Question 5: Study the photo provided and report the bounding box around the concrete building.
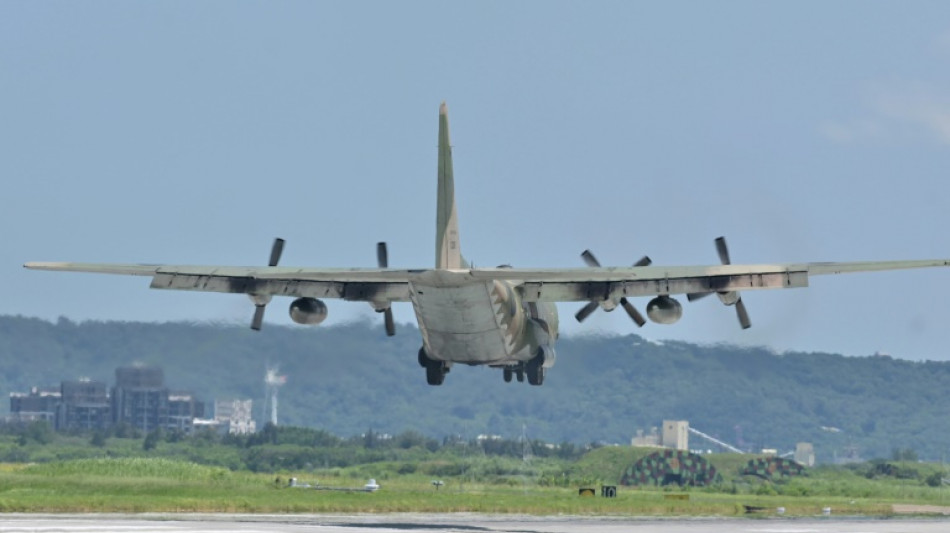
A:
[112,365,169,433]
[57,379,110,431]
[9,387,60,423]
[662,420,689,450]
[12,366,203,435]
[795,442,816,466]
[167,392,205,434]
[214,399,256,434]
[631,427,661,447]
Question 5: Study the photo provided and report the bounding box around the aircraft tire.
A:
[417,347,429,368]
[526,350,545,386]
[503,368,512,382]
[425,361,445,386]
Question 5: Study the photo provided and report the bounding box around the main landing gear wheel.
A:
[426,361,447,386]
[526,350,545,386]
[418,347,447,386]
[503,368,513,383]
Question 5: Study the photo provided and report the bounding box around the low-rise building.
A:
[9,387,60,423]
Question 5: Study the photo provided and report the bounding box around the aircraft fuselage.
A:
[410,278,558,367]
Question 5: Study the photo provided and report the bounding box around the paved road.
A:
[1,514,950,533]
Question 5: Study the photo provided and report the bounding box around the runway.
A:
[0,514,949,533]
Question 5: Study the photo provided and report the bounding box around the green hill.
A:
[1,315,948,461]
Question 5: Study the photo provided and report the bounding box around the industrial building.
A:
[111,365,170,433]
[9,387,60,424]
[631,420,690,450]
[213,399,256,434]
[58,379,110,431]
[9,365,209,435]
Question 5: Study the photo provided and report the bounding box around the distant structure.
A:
[112,365,169,433]
[740,457,806,480]
[167,392,205,433]
[687,426,743,453]
[662,420,689,450]
[214,399,256,434]
[631,427,661,447]
[58,378,110,431]
[633,420,747,454]
[9,365,204,435]
[621,449,720,487]
[795,442,816,467]
[632,421,690,450]
[262,368,287,426]
[9,387,60,424]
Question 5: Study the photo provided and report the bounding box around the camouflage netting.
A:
[740,457,806,480]
[620,449,720,487]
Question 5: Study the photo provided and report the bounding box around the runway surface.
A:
[1,514,949,533]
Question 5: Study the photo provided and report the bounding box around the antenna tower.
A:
[263,367,287,426]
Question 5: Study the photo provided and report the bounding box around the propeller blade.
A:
[633,256,652,267]
[269,238,285,267]
[735,298,751,329]
[619,297,647,327]
[687,292,713,302]
[574,301,599,323]
[715,236,731,265]
[377,242,388,268]
[384,308,396,336]
[581,250,601,268]
[251,305,266,331]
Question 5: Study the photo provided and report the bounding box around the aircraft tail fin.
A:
[436,102,464,269]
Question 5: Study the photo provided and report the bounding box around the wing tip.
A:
[24,261,59,270]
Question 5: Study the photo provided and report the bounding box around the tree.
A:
[892,448,919,462]
[21,421,54,445]
[143,428,164,451]
[90,430,107,447]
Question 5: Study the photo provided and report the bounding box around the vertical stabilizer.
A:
[436,102,463,269]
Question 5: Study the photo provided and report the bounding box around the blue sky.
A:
[3,2,949,359]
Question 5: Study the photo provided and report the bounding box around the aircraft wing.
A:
[23,262,414,302]
[465,259,950,302]
[23,258,950,304]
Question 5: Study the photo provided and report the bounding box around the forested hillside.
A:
[1,315,948,462]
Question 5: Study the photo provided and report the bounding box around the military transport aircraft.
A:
[25,103,950,386]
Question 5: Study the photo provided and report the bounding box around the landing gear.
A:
[426,361,447,386]
[500,365,525,383]
[526,350,545,386]
[419,347,448,386]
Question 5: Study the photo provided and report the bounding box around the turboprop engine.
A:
[289,297,328,325]
[646,296,683,325]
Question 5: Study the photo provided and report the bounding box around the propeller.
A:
[377,242,396,336]
[574,250,651,327]
[687,236,751,329]
[251,238,285,331]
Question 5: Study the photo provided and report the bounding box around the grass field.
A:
[0,456,948,516]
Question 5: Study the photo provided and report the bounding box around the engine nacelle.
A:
[646,295,683,325]
[289,297,328,325]
[717,291,740,306]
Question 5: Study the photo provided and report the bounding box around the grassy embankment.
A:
[1,449,949,515]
